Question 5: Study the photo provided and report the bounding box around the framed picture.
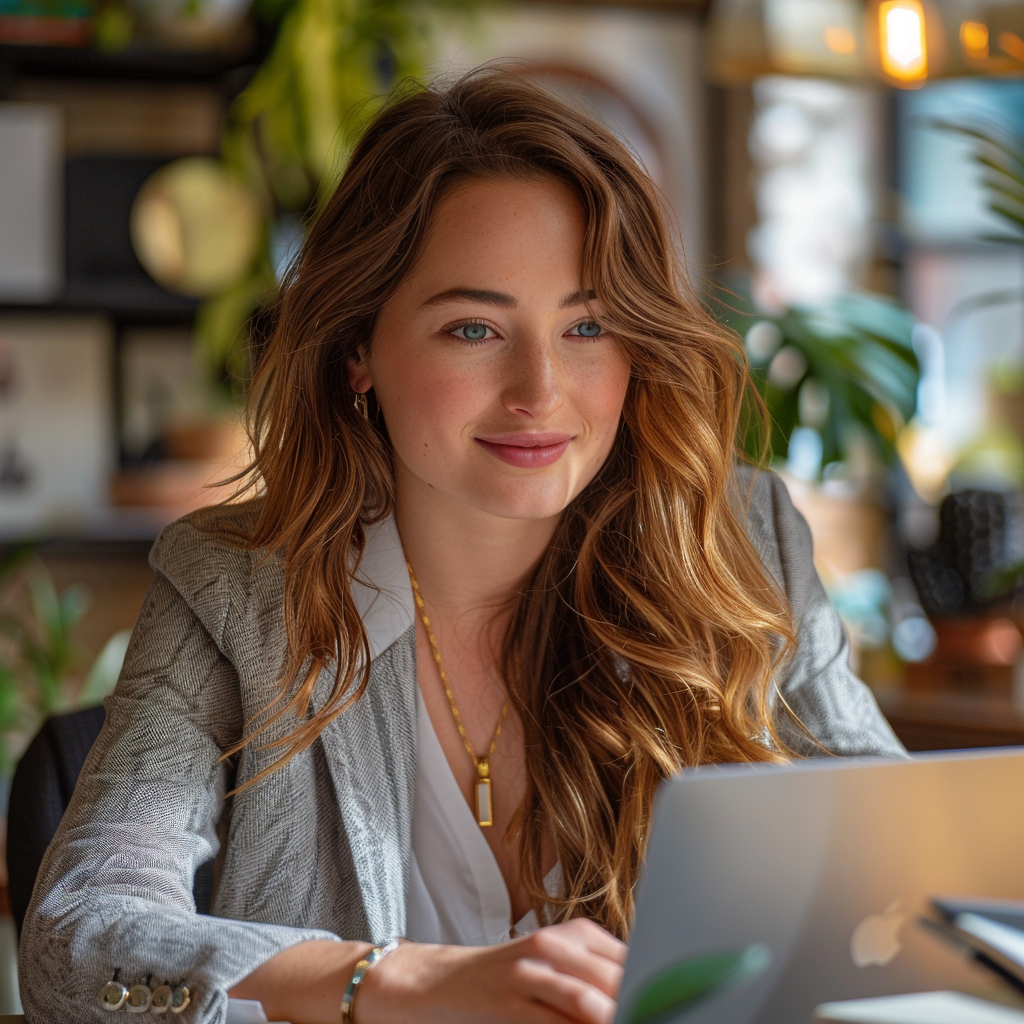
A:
[0,316,113,536]
[0,104,62,303]
[120,326,207,461]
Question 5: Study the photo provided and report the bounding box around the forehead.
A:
[399,176,587,297]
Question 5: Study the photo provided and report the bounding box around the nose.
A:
[501,335,563,420]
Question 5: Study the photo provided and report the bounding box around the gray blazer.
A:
[18,469,904,1022]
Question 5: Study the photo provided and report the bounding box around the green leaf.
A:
[946,289,1024,333]
[193,258,276,393]
[714,285,920,469]
[78,630,131,707]
[623,944,772,1024]
[982,561,1024,601]
[990,199,1024,234]
[58,583,90,636]
[932,119,1024,245]
[14,559,92,714]
[25,559,61,643]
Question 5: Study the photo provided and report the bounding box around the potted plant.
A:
[0,550,128,782]
[712,284,922,682]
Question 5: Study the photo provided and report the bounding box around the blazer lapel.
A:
[317,517,418,940]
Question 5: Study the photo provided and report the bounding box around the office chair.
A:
[6,706,213,938]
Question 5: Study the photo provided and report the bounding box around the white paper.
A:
[957,913,1024,972]
[815,990,1024,1024]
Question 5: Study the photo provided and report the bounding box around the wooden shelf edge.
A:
[0,38,259,81]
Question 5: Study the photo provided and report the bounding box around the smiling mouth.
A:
[474,435,573,468]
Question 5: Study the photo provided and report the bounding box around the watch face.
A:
[99,981,128,1011]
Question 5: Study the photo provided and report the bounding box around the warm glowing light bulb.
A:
[960,20,989,59]
[999,30,1024,62]
[824,25,857,55]
[879,0,928,83]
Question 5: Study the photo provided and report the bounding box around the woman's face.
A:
[353,176,630,522]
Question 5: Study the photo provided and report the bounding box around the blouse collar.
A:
[350,515,416,660]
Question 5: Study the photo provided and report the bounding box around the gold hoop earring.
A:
[353,392,369,418]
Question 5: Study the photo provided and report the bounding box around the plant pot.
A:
[163,415,245,462]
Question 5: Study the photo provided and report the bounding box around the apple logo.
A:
[850,900,907,968]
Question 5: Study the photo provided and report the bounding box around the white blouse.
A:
[406,687,559,945]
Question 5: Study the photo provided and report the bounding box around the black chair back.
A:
[6,706,213,937]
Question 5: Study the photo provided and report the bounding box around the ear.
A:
[347,350,373,394]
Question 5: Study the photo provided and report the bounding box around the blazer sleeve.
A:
[17,560,342,1022]
[746,470,907,759]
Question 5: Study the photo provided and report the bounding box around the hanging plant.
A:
[196,0,480,399]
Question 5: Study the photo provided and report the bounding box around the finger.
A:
[539,934,623,999]
[557,919,629,965]
[518,959,617,1024]
[523,929,624,999]
[502,993,598,1024]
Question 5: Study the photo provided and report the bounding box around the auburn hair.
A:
[225,66,797,939]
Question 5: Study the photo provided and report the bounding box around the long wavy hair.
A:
[225,66,797,939]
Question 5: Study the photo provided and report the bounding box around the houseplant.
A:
[713,286,920,478]
[0,551,127,779]
[931,119,1024,611]
[196,0,479,398]
[713,284,922,678]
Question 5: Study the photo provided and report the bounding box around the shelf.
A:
[59,278,198,319]
[877,690,1024,752]
[0,506,173,553]
[0,280,200,322]
[0,38,260,82]
[517,0,710,8]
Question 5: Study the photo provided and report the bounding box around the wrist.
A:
[342,938,405,1024]
[355,940,460,1024]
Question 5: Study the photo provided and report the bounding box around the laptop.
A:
[616,748,1024,1024]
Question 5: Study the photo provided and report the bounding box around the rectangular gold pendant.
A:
[476,777,493,827]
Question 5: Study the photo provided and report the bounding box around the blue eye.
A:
[573,320,603,338]
[454,323,490,342]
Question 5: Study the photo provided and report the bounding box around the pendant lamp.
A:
[704,0,1024,87]
[704,0,866,82]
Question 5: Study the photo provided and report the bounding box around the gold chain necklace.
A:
[406,560,509,828]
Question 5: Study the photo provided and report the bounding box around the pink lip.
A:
[474,432,573,468]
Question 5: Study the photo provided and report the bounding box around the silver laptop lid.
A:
[618,748,1024,1024]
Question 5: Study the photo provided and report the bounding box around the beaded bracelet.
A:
[339,937,400,1024]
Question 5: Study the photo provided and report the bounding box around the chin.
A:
[464,479,578,522]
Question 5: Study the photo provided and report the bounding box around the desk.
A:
[4,693,1021,1024]
[877,692,1024,751]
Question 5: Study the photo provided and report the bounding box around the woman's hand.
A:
[359,919,627,1024]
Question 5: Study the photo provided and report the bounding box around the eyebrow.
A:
[420,288,596,310]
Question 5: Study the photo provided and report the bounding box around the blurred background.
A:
[1,0,1024,1010]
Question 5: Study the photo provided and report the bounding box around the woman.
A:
[19,68,903,1024]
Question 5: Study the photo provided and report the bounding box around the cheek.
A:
[375,353,487,452]
[576,352,631,443]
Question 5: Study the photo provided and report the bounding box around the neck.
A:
[393,465,560,622]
